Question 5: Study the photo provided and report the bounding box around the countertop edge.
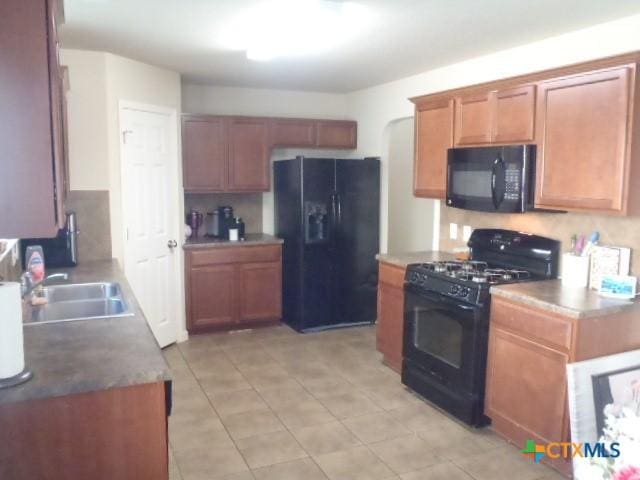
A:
[490,285,636,319]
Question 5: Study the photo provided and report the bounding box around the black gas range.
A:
[402,229,560,427]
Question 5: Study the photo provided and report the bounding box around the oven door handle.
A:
[456,303,475,311]
[406,287,478,312]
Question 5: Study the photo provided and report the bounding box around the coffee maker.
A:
[217,206,234,239]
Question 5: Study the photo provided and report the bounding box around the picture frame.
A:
[567,349,640,444]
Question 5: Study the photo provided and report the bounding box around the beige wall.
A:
[346,13,640,253]
[60,50,109,191]
[386,118,437,253]
[182,84,349,118]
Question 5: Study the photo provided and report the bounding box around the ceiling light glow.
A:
[220,0,370,61]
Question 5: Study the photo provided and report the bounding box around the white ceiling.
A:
[60,0,640,93]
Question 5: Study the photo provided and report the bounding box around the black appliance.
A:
[274,156,380,332]
[402,229,560,426]
[20,212,79,269]
[446,145,536,213]
[217,206,234,239]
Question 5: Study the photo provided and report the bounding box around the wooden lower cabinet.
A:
[185,244,283,333]
[376,262,406,373]
[485,296,640,476]
[0,382,169,480]
[238,262,282,322]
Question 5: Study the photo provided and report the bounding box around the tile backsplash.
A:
[0,241,21,282]
[185,193,263,234]
[65,190,112,262]
[440,206,640,275]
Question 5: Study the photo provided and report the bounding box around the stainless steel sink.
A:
[41,282,122,303]
[25,282,134,325]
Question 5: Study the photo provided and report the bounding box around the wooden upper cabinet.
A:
[454,92,493,145]
[316,120,357,149]
[271,118,316,147]
[0,0,66,238]
[493,85,536,143]
[228,117,271,191]
[535,66,634,213]
[414,98,454,198]
[182,116,227,192]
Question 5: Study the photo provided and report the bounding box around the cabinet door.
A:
[485,326,569,444]
[228,117,271,191]
[48,0,66,228]
[414,99,454,198]
[454,92,493,145]
[271,118,316,147]
[535,67,633,213]
[493,85,535,143]
[182,116,227,192]
[0,0,59,238]
[238,262,282,323]
[376,282,405,373]
[188,264,237,330]
[316,120,357,149]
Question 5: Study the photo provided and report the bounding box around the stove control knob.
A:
[449,285,460,295]
[459,287,470,297]
[420,274,428,285]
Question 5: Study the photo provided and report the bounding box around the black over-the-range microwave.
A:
[446,145,536,213]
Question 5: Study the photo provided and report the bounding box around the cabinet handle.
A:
[167,240,178,249]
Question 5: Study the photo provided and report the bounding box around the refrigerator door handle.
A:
[336,193,342,225]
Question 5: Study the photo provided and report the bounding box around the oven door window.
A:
[411,305,463,368]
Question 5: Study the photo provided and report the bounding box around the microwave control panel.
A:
[504,167,521,201]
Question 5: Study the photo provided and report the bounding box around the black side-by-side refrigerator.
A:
[274,156,380,332]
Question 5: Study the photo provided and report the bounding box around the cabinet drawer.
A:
[189,245,282,266]
[379,262,406,288]
[491,297,573,351]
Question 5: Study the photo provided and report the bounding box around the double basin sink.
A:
[26,282,134,325]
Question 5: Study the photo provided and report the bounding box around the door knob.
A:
[167,240,178,249]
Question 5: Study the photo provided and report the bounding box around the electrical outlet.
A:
[462,225,473,242]
[449,223,458,240]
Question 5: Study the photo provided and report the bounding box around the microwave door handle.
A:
[491,157,505,209]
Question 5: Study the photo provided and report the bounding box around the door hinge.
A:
[122,130,133,144]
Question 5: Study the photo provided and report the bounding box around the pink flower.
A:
[614,466,640,480]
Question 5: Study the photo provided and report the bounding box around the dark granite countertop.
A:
[0,260,171,406]
[490,280,639,319]
[376,251,456,268]
[183,233,283,249]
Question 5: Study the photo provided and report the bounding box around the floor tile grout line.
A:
[171,327,545,480]
[175,341,256,476]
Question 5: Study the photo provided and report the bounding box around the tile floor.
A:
[163,324,566,480]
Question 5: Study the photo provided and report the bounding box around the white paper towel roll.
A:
[0,282,25,379]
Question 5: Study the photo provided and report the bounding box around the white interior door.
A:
[120,104,179,348]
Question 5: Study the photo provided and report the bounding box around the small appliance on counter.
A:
[20,213,79,269]
[205,210,220,237]
[402,229,560,426]
[186,210,204,238]
[217,206,234,239]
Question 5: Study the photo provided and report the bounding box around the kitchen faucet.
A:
[20,272,69,298]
